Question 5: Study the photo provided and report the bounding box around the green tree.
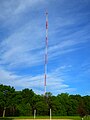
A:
[83,96,90,115]
[0,84,90,117]
[57,93,70,116]
[0,84,15,117]
[35,101,48,116]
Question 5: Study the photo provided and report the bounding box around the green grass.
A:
[52,116,80,119]
[0,116,81,120]
[0,115,90,120]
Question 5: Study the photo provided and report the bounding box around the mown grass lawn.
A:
[0,115,90,120]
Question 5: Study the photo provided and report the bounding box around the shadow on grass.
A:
[0,118,13,120]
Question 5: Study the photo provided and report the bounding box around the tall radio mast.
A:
[44,11,48,95]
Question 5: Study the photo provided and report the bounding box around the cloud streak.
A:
[0,65,75,95]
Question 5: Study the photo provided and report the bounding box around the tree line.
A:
[0,84,90,117]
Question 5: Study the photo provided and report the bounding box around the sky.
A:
[0,0,90,96]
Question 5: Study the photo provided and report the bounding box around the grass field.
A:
[0,116,90,120]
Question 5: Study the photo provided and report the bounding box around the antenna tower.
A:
[44,11,48,95]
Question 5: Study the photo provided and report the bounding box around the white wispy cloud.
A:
[14,0,43,14]
[0,33,87,69]
[0,18,45,68]
[0,0,89,69]
[0,0,44,20]
[0,65,75,95]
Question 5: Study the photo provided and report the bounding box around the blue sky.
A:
[0,0,90,95]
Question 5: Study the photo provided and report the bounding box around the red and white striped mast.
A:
[44,11,48,95]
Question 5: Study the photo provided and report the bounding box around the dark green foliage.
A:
[0,84,90,117]
[82,96,90,115]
